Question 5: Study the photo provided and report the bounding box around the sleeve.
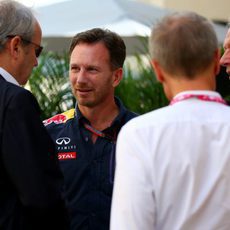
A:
[2,89,69,229]
[110,123,156,230]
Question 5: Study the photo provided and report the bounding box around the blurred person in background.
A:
[219,24,230,105]
[220,24,230,76]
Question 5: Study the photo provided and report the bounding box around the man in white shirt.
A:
[110,11,230,230]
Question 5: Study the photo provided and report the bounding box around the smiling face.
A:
[69,42,121,110]
[220,28,230,76]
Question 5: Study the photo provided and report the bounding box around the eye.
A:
[70,65,80,72]
[87,67,98,73]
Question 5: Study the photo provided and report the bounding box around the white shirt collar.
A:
[174,90,221,98]
[0,67,19,86]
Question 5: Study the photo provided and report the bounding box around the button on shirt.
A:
[45,97,137,230]
[111,90,230,230]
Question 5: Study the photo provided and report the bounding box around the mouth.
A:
[76,88,93,96]
[77,88,92,92]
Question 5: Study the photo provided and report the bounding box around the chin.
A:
[77,99,93,107]
[20,75,30,86]
[20,80,27,86]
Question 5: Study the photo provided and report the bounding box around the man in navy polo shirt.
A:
[44,28,137,230]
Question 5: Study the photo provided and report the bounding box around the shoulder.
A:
[122,106,170,132]
[122,110,138,125]
[1,83,39,110]
[43,108,75,127]
[0,80,25,97]
[126,110,138,119]
[115,97,138,122]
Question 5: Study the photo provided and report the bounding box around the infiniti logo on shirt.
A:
[56,137,71,145]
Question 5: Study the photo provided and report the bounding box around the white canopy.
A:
[35,0,228,55]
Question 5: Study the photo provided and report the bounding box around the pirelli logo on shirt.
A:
[55,136,77,160]
[58,152,77,160]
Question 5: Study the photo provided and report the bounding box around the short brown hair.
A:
[69,28,126,70]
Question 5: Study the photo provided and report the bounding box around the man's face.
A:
[220,28,230,76]
[17,21,42,85]
[69,42,119,109]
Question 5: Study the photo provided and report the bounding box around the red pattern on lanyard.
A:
[83,123,115,141]
[170,94,227,105]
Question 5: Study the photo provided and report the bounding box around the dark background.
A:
[216,66,230,105]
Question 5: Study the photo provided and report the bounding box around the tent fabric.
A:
[35,0,227,54]
[36,0,170,37]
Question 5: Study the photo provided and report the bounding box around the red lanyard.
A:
[170,94,227,105]
[83,123,115,141]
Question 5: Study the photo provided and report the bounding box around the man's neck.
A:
[79,100,119,131]
[167,73,216,100]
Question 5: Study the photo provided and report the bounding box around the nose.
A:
[220,49,230,67]
[76,69,87,84]
[34,57,38,67]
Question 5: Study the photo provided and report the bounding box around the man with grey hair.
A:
[220,23,230,76]
[111,12,230,229]
[0,1,69,229]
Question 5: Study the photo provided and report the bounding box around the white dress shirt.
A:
[111,90,230,230]
[0,67,19,85]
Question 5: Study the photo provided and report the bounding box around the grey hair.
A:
[0,0,36,51]
[149,11,218,78]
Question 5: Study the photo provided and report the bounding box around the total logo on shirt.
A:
[58,152,76,160]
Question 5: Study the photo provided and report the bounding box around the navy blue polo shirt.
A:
[44,98,137,230]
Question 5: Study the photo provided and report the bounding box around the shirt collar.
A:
[0,67,19,86]
[75,97,128,127]
[174,90,222,99]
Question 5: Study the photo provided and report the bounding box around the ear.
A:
[8,36,22,59]
[112,67,123,87]
[151,60,165,83]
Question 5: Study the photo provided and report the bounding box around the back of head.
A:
[149,11,218,78]
[0,0,36,52]
[69,28,126,70]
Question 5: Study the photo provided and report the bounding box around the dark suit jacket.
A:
[0,76,69,230]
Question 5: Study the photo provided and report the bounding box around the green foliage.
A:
[28,51,168,119]
[28,52,75,119]
[116,54,168,114]
[27,41,230,117]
